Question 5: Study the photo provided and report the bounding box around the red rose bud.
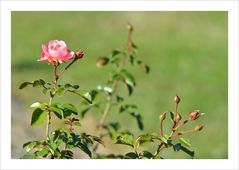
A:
[189,110,200,120]
[75,50,84,59]
[160,112,166,121]
[194,124,204,131]
[174,95,180,104]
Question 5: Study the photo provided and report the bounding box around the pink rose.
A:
[40,40,74,65]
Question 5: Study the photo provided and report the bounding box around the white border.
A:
[1,0,238,170]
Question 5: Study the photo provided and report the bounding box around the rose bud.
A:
[96,57,109,68]
[75,50,84,59]
[174,95,180,104]
[127,23,133,33]
[194,124,204,131]
[160,112,166,121]
[176,113,182,122]
[189,110,200,120]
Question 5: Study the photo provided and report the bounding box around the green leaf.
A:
[33,79,45,88]
[179,137,191,147]
[64,83,72,88]
[111,49,121,58]
[91,136,105,147]
[60,103,78,114]
[173,143,182,151]
[81,107,91,118]
[19,82,32,89]
[23,141,37,152]
[43,88,50,94]
[130,112,144,130]
[30,102,46,109]
[135,134,153,149]
[170,112,174,121]
[109,122,121,131]
[129,55,136,65]
[160,134,171,144]
[72,85,80,89]
[142,151,154,159]
[69,90,92,104]
[31,108,47,126]
[56,87,65,96]
[49,106,63,119]
[121,69,136,86]
[124,152,138,159]
[125,83,133,96]
[115,134,134,148]
[21,154,37,159]
[180,146,195,158]
[36,147,49,157]
[77,142,92,158]
[137,60,150,74]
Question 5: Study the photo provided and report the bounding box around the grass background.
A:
[11,11,228,159]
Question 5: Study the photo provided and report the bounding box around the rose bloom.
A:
[40,40,74,65]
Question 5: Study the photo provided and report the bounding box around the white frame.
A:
[0,0,238,169]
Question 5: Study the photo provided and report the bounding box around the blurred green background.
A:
[11,11,228,159]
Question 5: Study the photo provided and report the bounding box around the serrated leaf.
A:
[19,82,32,89]
[179,137,191,147]
[31,108,47,126]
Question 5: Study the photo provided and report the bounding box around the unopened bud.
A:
[127,23,133,33]
[160,112,166,121]
[96,57,109,68]
[176,113,182,122]
[174,95,180,104]
[189,110,200,120]
[194,124,204,131]
[75,50,84,59]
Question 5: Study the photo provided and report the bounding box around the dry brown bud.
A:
[127,23,133,33]
[189,110,200,120]
[160,112,166,121]
[194,124,204,131]
[96,57,109,68]
[174,95,180,104]
[176,113,182,122]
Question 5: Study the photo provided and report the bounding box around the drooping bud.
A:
[96,57,109,68]
[127,23,133,33]
[194,124,204,131]
[189,110,200,120]
[75,50,84,59]
[174,95,180,104]
[176,113,182,122]
[160,112,166,121]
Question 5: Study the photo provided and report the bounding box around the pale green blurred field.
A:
[11,11,228,159]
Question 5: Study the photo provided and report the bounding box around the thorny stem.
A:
[45,64,59,141]
[160,120,164,136]
[97,27,133,133]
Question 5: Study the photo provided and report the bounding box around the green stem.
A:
[45,96,53,140]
